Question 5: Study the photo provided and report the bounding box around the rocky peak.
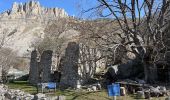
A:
[1,0,68,19]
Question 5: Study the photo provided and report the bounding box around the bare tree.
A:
[0,28,16,83]
[32,18,70,70]
[81,0,170,82]
[0,48,17,83]
[0,29,9,49]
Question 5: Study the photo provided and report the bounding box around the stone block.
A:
[58,96,65,100]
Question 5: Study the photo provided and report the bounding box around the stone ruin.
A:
[29,50,39,84]
[29,42,105,87]
[29,50,53,84]
[60,42,105,88]
[40,50,53,83]
[60,42,79,88]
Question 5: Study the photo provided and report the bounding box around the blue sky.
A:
[0,0,148,18]
[0,0,97,17]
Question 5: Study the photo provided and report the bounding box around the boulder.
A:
[92,86,97,91]
[34,93,46,100]
[58,96,66,100]
[47,96,58,100]
[159,86,167,96]
[144,90,151,99]
[96,83,102,90]
[136,91,145,99]
[4,92,12,99]
[150,86,161,97]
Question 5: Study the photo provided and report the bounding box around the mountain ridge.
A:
[0,0,68,20]
[0,1,69,56]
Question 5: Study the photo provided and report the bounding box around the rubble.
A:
[0,84,66,100]
[116,79,168,98]
[85,83,102,91]
[34,93,46,100]
[136,91,145,99]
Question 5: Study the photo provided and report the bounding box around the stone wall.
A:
[60,42,79,88]
[29,43,105,87]
[29,50,39,84]
[41,50,53,82]
[60,42,105,88]
[29,50,53,84]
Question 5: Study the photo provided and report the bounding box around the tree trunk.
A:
[143,60,157,83]
[143,62,149,82]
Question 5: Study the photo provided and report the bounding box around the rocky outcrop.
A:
[0,1,68,19]
[0,1,68,56]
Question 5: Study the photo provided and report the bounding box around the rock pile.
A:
[0,84,65,100]
[0,84,34,100]
[136,86,168,99]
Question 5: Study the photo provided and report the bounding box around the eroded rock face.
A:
[0,1,68,19]
[0,0,68,56]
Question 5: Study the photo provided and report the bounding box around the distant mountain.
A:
[0,1,68,19]
[0,1,68,56]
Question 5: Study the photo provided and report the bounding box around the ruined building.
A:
[29,50,53,84]
[29,42,105,87]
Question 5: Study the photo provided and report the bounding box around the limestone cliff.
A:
[0,1,68,19]
[0,1,68,56]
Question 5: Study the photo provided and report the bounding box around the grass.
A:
[7,81,37,94]
[6,81,168,100]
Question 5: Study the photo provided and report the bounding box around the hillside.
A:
[0,1,68,56]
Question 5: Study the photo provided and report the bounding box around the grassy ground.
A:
[6,81,167,100]
[7,81,37,94]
